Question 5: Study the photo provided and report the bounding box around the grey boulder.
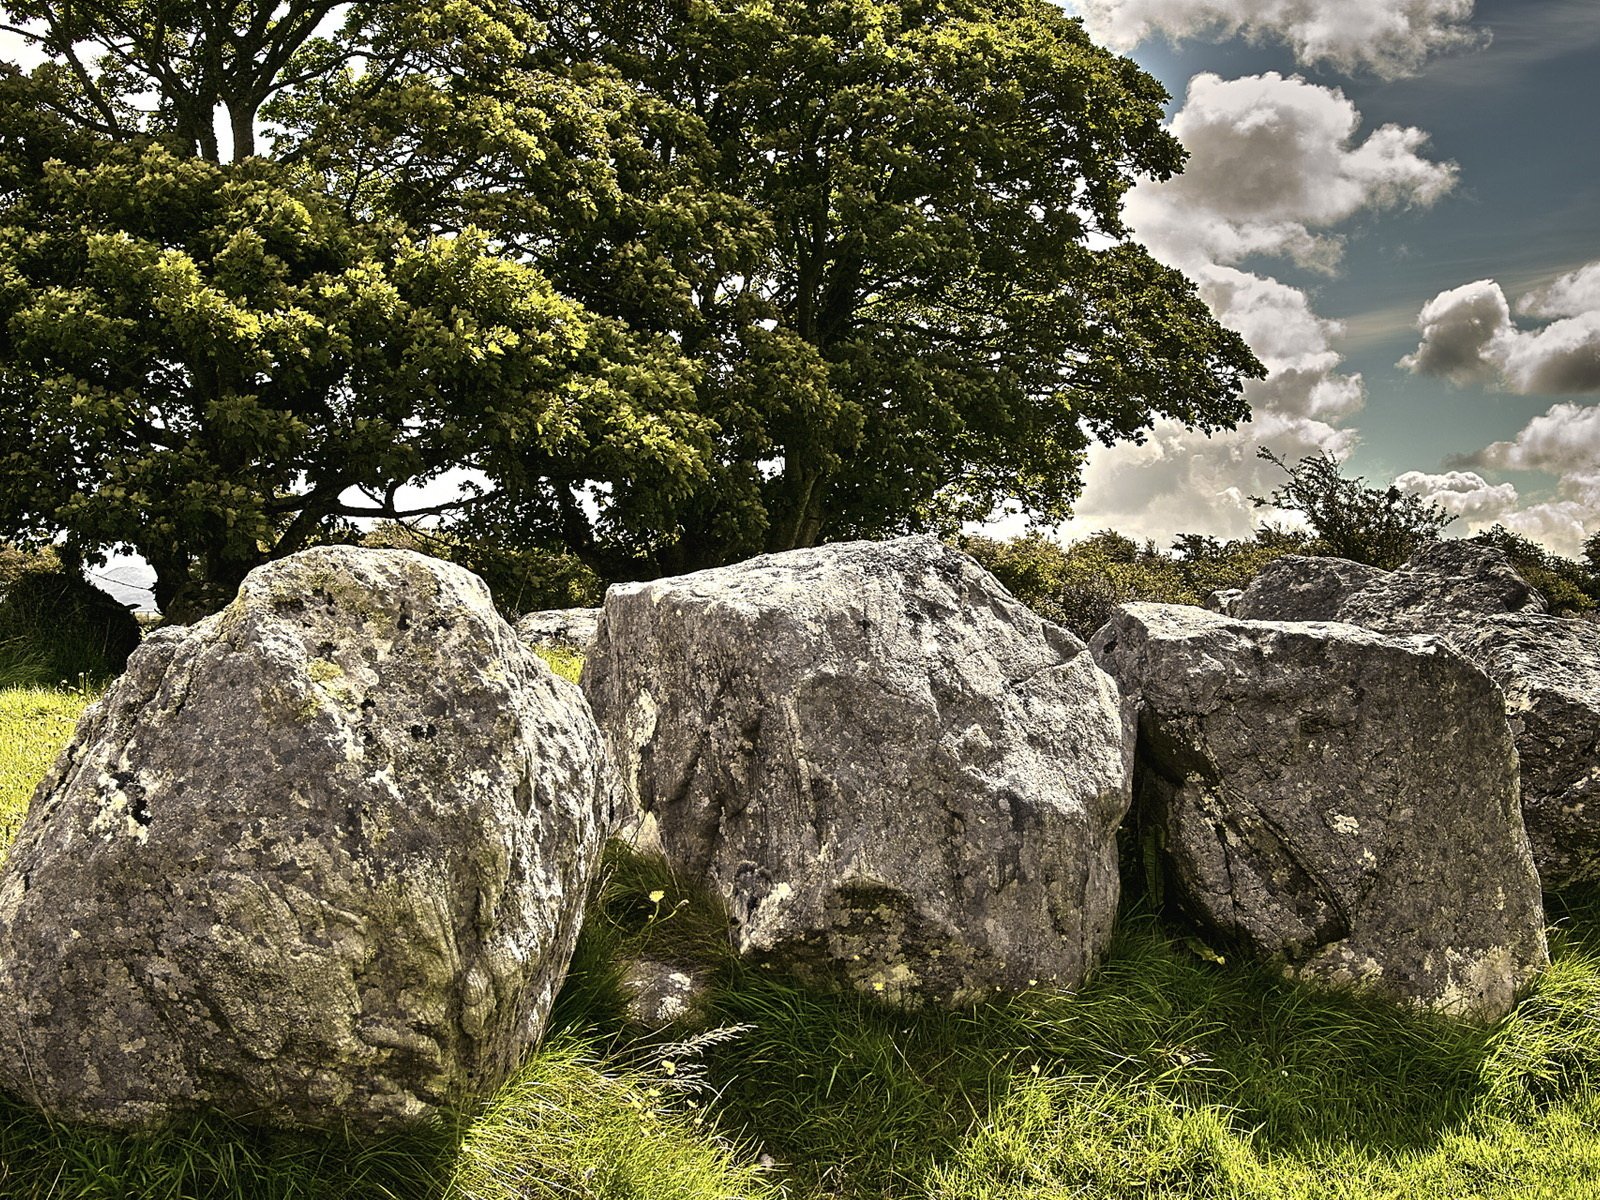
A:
[1235,540,1547,631]
[514,607,601,653]
[584,536,1134,1008]
[0,547,612,1131]
[1236,542,1598,888]
[1092,604,1547,1020]
[1231,555,1389,622]
[1450,615,1600,887]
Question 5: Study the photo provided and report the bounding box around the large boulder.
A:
[0,547,612,1131]
[583,536,1134,1008]
[1450,615,1600,887]
[1091,604,1547,1021]
[1235,541,1546,631]
[1235,542,1600,888]
[1229,555,1389,623]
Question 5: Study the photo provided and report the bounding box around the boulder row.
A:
[0,547,612,1130]
[1235,541,1600,888]
[583,536,1134,1008]
[1091,604,1547,1021]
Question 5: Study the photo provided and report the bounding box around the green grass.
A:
[0,686,91,857]
[532,645,585,684]
[3,697,1600,1197]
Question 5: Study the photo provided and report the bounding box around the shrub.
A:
[0,545,140,686]
[1251,448,1454,569]
[1470,525,1599,616]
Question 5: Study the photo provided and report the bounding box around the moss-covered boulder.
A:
[0,547,614,1131]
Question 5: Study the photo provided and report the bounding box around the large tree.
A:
[487,0,1266,576]
[0,0,1262,610]
[0,5,714,617]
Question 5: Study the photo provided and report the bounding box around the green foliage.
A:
[0,545,140,684]
[359,523,602,618]
[0,135,702,620]
[1,0,1263,605]
[1252,448,1455,569]
[1470,525,1599,616]
[958,529,1308,639]
[499,0,1264,575]
[534,645,585,684]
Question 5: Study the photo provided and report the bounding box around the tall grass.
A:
[2,701,1599,1197]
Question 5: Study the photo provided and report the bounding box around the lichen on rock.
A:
[0,546,614,1131]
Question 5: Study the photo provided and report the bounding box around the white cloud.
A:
[1052,75,1460,543]
[1494,500,1594,559]
[1430,404,1600,557]
[1127,73,1456,274]
[1397,279,1509,385]
[1392,469,1518,519]
[1067,0,1485,78]
[1480,402,1600,475]
[1402,272,1600,394]
[1520,262,1600,320]
[1060,410,1355,543]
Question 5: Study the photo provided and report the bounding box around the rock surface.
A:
[0,547,612,1131]
[620,958,713,1030]
[584,536,1133,1008]
[1233,541,1546,629]
[1450,615,1600,887]
[1235,542,1599,888]
[1091,604,1547,1020]
[514,607,601,652]
[1229,555,1389,623]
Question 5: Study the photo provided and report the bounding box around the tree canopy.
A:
[0,0,1264,616]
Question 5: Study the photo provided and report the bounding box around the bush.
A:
[957,531,1308,640]
[1470,526,1599,616]
[0,545,140,686]
[1251,448,1454,569]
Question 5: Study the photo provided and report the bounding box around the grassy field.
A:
[1,684,1598,1198]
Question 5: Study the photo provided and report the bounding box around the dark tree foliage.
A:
[483,0,1267,576]
[0,0,1264,615]
[1250,448,1455,570]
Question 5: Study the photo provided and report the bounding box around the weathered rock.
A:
[514,607,601,652]
[620,958,713,1030]
[1450,615,1600,887]
[0,547,612,1131]
[584,536,1134,1008]
[1234,541,1546,630]
[1230,555,1389,622]
[1091,604,1547,1020]
[1201,588,1243,616]
[1235,543,1599,888]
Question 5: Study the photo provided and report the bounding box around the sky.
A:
[11,1,1600,608]
[1042,0,1600,559]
